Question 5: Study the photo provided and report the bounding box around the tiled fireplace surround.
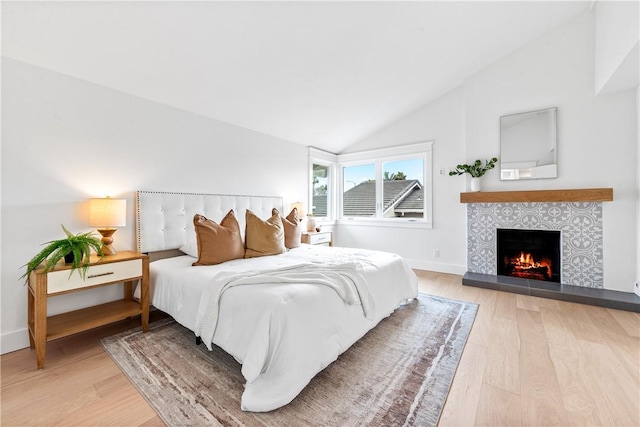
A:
[467,202,603,288]
[460,188,639,312]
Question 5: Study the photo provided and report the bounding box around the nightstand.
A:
[27,251,149,369]
[301,231,333,246]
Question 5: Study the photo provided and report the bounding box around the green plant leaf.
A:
[61,224,74,238]
[20,225,105,284]
[448,157,498,178]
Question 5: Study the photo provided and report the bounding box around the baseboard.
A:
[1,328,30,355]
[405,259,466,276]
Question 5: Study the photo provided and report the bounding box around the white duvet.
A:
[142,244,418,412]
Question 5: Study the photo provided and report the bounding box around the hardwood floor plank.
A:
[539,307,606,425]
[466,288,497,348]
[560,301,606,344]
[516,293,562,313]
[55,385,156,427]
[585,306,640,382]
[482,317,521,394]
[606,307,640,338]
[517,308,569,426]
[438,342,487,427]
[474,383,522,427]
[139,415,166,427]
[575,338,639,427]
[494,291,518,321]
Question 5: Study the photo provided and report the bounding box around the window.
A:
[338,142,433,227]
[309,148,337,219]
[311,163,330,217]
[382,158,424,219]
[342,163,375,217]
[308,142,433,227]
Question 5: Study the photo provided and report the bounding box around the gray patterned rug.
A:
[101,294,477,426]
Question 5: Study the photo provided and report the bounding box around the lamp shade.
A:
[89,197,126,228]
[290,202,305,217]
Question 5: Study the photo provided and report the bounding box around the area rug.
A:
[101,293,477,426]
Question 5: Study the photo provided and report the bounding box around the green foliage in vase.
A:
[21,225,104,283]
[449,157,498,178]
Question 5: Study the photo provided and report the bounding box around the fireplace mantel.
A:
[459,188,613,204]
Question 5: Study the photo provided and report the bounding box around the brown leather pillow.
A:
[280,207,302,249]
[192,211,245,266]
[245,209,287,258]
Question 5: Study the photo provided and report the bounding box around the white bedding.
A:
[142,244,418,412]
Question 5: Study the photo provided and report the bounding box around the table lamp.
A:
[290,202,305,220]
[89,196,126,255]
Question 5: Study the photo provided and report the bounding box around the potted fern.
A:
[21,225,104,282]
[449,157,498,192]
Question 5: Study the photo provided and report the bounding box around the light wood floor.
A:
[2,271,639,426]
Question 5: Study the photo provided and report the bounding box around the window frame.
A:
[308,147,337,220]
[337,142,433,228]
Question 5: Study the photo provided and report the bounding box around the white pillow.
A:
[180,230,198,258]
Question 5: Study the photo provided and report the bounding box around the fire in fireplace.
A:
[496,228,561,283]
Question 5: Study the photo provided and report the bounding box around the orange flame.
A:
[510,252,552,278]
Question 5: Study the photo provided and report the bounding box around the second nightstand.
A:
[301,231,332,246]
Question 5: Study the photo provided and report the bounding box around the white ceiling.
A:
[2,1,591,153]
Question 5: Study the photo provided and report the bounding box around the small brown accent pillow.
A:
[279,207,302,249]
[192,211,245,266]
[245,209,287,258]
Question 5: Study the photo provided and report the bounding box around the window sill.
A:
[336,218,432,229]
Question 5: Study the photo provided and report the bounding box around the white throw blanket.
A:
[193,261,375,351]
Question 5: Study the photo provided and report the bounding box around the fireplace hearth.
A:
[497,228,561,283]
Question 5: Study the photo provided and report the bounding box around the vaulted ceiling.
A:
[2,1,591,153]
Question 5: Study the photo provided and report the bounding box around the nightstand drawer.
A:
[47,259,143,295]
[302,231,331,245]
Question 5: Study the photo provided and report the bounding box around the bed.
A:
[135,191,419,412]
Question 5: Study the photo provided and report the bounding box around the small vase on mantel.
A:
[470,177,482,192]
[448,157,497,192]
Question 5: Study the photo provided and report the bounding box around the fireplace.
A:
[463,197,638,313]
[496,228,561,283]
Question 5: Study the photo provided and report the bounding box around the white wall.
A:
[595,0,639,94]
[592,2,639,291]
[1,58,309,353]
[344,10,638,292]
[341,87,467,274]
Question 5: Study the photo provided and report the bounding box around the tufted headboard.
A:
[136,191,283,254]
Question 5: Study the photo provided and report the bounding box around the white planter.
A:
[470,177,482,192]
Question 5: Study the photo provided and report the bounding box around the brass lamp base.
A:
[97,228,118,255]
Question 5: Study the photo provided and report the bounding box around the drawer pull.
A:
[87,272,115,279]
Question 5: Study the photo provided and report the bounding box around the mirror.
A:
[500,107,557,180]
